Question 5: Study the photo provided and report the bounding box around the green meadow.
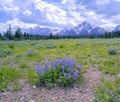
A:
[0,38,120,101]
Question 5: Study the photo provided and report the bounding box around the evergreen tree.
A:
[14,27,22,39]
[49,33,52,39]
[0,33,4,40]
[4,24,12,40]
[56,33,59,39]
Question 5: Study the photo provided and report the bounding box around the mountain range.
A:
[28,21,119,36]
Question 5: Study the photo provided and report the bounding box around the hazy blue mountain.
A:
[114,25,120,31]
[74,21,92,35]
[75,21,105,35]
[59,21,105,35]
[91,27,105,35]
[58,28,77,36]
[28,21,105,35]
[29,26,52,35]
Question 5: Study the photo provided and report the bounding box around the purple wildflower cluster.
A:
[109,47,119,51]
[36,57,82,80]
[108,47,119,55]
[27,49,34,55]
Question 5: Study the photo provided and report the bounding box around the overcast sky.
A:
[0,0,120,32]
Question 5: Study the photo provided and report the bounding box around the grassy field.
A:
[0,38,120,101]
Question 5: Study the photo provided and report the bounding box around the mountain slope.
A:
[28,22,105,35]
[29,26,52,35]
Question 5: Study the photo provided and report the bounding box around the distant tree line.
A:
[101,31,120,38]
[1,25,120,40]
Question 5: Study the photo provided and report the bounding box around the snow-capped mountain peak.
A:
[28,21,105,35]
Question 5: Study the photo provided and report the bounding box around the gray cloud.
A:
[0,0,120,32]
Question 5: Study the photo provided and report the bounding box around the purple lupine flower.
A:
[109,47,113,51]
[65,57,69,65]
[69,59,76,67]
[64,73,67,78]
[114,47,119,51]
[44,61,49,74]
[27,49,34,55]
[45,61,49,69]
[62,57,69,66]
[54,59,59,67]
[36,63,42,75]
[108,47,119,55]
[52,61,56,69]
[68,73,71,79]
[69,68,74,74]
[62,65,65,73]
[56,59,62,65]
[44,67,47,74]
[72,70,79,80]
[66,67,71,73]
[35,57,82,81]
[109,47,118,51]
[77,64,82,73]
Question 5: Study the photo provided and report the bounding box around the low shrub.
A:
[58,44,65,48]
[28,69,39,85]
[98,59,120,75]
[36,57,82,88]
[0,59,2,68]
[108,47,119,55]
[8,43,15,49]
[0,68,20,91]
[0,49,12,58]
[45,44,56,49]
[34,45,44,49]
[18,61,28,68]
[94,79,120,102]
[27,49,34,56]
[111,88,120,102]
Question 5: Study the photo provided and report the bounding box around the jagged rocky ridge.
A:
[28,21,107,35]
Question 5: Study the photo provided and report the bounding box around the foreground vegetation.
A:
[0,38,120,101]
